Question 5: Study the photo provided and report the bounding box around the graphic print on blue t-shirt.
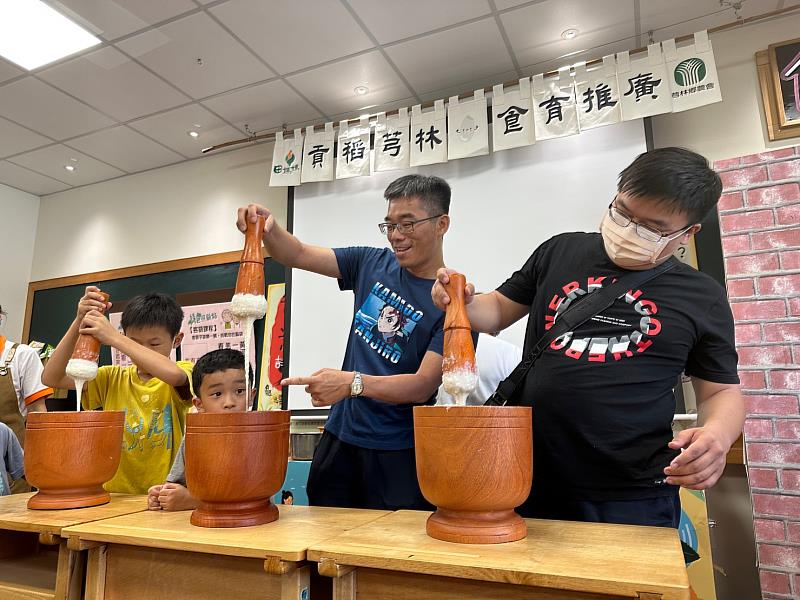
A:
[353,281,425,365]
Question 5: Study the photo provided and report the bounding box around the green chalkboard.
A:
[28,258,285,410]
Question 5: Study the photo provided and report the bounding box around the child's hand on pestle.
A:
[432,268,475,311]
[236,203,275,239]
[282,369,353,407]
[76,286,112,323]
[79,310,120,346]
[158,482,198,511]
[147,485,163,510]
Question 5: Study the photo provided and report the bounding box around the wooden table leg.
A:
[54,541,85,600]
[84,545,108,600]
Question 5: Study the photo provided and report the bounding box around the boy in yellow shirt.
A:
[148,348,253,511]
[43,287,192,495]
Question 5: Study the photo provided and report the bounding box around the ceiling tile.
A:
[287,51,413,117]
[210,0,373,75]
[328,96,417,124]
[641,0,774,36]
[9,145,125,186]
[54,0,197,41]
[347,0,491,44]
[519,38,635,77]
[418,70,519,102]
[501,0,635,72]
[39,47,190,122]
[0,161,71,195]
[201,80,323,133]
[66,126,185,172]
[117,12,275,99]
[129,104,243,157]
[0,58,24,84]
[493,0,535,10]
[0,78,115,139]
[0,118,52,159]
[385,18,514,95]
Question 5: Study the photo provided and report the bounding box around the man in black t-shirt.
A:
[432,147,745,528]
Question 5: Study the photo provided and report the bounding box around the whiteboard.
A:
[289,119,647,410]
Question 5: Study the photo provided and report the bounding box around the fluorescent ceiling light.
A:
[0,0,100,70]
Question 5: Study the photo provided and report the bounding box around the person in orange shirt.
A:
[0,303,52,493]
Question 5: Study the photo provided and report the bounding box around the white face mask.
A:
[600,212,688,268]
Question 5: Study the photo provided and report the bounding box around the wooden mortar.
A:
[185,411,290,528]
[26,411,124,509]
[414,405,532,543]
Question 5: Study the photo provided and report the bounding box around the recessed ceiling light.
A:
[188,130,200,138]
[0,0,100,70]
[354,85,369,96]
[561,28,579,40]
[64,164,75,172]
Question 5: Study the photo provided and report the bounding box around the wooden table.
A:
[307,510,691,600]
[0,493,146,600]
[62,504,388,600]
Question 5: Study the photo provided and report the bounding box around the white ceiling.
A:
[0,0,793,196]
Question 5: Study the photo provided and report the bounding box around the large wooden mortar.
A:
[25,411,124,510]
[414,405,532,543]
[185,411,290,528]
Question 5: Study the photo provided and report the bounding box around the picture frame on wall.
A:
[757,36,800,141]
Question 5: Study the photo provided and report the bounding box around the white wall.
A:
[652,12,800,162]
[31,142,286,281]
[0,183,39,341]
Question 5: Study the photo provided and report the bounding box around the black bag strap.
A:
[485,259,678,406]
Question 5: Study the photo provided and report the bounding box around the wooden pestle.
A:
[442,273,476,376]
[235,215,266,297]
[71,291,110,363]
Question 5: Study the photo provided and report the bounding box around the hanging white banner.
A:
[575,56,621,131]
[375,108,410,172]
[447,89,489,160]
[336,116,371,180]
[269,128,303,187]
[492,78,535,152]
[410,99,447,167]
[617,44,673,120]
[662,31,722,113]
[301,122,335,183]
[532,69,578,140]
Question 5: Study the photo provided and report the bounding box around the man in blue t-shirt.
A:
[237,174,451,509]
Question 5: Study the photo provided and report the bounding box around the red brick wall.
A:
[715,146,800,599]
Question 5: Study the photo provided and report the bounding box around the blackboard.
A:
[25,253,285,410]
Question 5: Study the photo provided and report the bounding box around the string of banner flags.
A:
[269,31,721,187]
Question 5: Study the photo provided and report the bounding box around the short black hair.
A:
[384,174,451,215]
[281,490,294,501]
[121,293,184,337]
[191,348,253,394]
[617,147,722,223]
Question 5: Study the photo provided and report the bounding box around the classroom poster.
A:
[259,284,285,410]
[109,302,255,369]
